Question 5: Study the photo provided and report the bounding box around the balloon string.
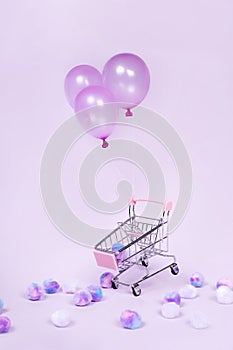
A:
[125,109,133,117]
[102,139,109,148]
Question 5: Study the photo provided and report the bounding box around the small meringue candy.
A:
[73,289,92,306]
[43,279,60,294]
[190,272,204,288]
[0,317,11,333]
[179,284,198,299]
[61,281,78,294]
[161,302,180,319]
[216,285,233,304]
[190,311,209,329]
[112,243,125,263]
[51,309,71,328]
[87,285,103,302]
[216,279,232,289]
[164,291,181,305]
[120,310,142,329]
[26,283,43,301]
[100,272,114,289]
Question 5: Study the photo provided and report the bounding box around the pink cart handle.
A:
[129,198,173,212]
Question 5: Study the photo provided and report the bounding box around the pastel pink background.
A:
[1,1,233,349]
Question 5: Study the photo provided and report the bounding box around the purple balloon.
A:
[64,65,102,108]
[74,85,119,148]
[102,53,150,116]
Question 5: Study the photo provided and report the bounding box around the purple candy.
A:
[112,243,125,263]
[100,272,114,288]
[120,310,141,329]
[216,279,232,289]
[43,279,60,294]
[26,283,43,301]
[73,289,92,306]
[164,291,181,305]
[0,317,11,334]
[190,272,204,288]
[87,285,103,302]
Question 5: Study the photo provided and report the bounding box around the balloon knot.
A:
[102,139,109,148]
[125,109,133,117]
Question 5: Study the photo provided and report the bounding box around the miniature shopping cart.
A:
[93,198,179,296]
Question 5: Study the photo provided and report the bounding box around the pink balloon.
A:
[64,65,102,108]
[74,86,119,148]
[102,53,150,116]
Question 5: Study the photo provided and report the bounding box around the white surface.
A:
[1,0,233,349]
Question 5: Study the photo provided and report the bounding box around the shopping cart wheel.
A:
[131,284,141,297]
[141,256,149,267]
[170,263,179,275]
[112,279,119,289]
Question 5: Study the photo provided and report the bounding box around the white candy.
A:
[179,284,198,299]
[216,286,233,304]
[190,311,209,329]
[161,302,180,319]
[61,281,78,294]
[51,309,71,328]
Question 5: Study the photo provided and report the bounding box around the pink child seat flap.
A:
[93,250,119,271]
